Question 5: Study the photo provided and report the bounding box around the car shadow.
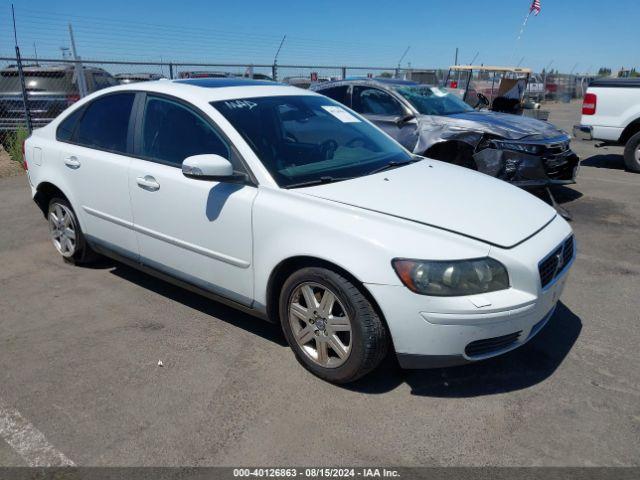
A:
[106,260,288,347]
[580,153,626,170]
[346,302,582,397]
[528,186,583,206]
[88,259,581,396]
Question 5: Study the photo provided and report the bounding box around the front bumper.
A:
[573,124,593,141]
[473,141,580,187]
[367,217,575,369]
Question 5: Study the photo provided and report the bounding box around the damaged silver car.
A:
[311,79,579,187]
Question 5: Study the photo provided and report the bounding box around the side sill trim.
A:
[82,206,250,268]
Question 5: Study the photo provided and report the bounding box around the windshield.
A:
[396,86,473,116]
[212,95,412,188]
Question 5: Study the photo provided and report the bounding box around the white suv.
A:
[24,78,575,383]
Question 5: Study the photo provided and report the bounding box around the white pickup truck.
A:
[574,78,640,172]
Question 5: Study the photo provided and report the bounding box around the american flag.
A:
[530,0,541,15]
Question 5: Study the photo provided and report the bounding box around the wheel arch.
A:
[423,139,478,168]
[33,181,71,218]
[619,118,640,145]
[265,256,392,348]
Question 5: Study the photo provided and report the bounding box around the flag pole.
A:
[512,10,532,63]
[517,11,532,43]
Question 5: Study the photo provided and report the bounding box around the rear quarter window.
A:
[56,107,84,142]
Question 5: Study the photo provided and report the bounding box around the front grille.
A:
[538,236,575,288]
[465,331,522,357]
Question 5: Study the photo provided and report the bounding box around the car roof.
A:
[174,78,282,88]
[312,78,421,91]
[83,77,318,102]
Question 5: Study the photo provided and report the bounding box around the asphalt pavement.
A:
[0,101,638,466]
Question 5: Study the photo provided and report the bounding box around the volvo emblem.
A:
[555,249,565,276]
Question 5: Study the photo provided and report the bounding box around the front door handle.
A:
[64,156,81,169]
[136,175,160,191]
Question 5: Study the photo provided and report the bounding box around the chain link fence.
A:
[0,56,424,143]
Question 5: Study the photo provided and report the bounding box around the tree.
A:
[597,67,612,76]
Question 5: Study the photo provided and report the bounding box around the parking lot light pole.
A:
[68,24,88,98]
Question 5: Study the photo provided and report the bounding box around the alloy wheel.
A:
[288,282,352,368]
[48,203,77,258]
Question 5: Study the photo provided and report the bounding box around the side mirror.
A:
[396,113,416,126]
[182,154,244,181]
[476,92,490,109]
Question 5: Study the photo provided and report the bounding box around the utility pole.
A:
[11,4,32,134]
[68,23,88,97]
[272,35,286,82]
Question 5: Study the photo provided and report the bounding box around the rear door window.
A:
[140,95,230,167]
[318,86,350,107]
[74,93,135,154]
[352,87,403,116]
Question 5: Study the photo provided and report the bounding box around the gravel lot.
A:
[0,101,638,466]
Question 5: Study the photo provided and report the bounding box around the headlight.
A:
[493,141,542,155]
[392,258,509,296]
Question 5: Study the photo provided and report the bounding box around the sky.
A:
[1,0,638,74]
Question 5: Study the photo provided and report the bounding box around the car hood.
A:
[298,160,556,249]
[422,110,565,141]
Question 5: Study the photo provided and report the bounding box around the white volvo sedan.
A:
[23,78,575,383]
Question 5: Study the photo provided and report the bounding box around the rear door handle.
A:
[136,175,160,191]
[64,156,81,169]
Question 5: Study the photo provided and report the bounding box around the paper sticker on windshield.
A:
[322,105,361,123]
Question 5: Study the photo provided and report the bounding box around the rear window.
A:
[0,70,75,93]
[74,93,135,154]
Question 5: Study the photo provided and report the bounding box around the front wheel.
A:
[279,267,389,384]
[623,131,640,173]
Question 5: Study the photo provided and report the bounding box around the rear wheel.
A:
[47,197,98,264]
[623,131,640,173]
[279,267,389,384]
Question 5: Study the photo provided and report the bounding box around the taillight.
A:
[582,93,597,115]
[22,138,27,170]
[66,94,80,106]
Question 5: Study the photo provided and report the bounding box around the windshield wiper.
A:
[368,157,421,176]
[285,176,352,189]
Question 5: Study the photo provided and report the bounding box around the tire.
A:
[47,197,98,265]
[279,267,389,384]
[623,131,640,173]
